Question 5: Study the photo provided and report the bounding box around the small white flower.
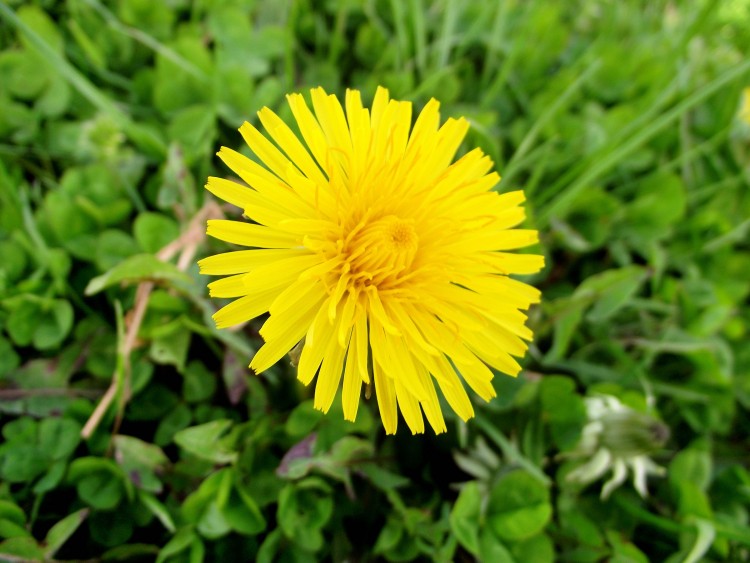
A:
[565,395,668,499]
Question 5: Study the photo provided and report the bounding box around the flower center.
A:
[344,215,419,288]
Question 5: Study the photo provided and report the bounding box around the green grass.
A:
[1,0,750,561]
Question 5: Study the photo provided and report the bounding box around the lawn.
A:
[1,0,749,561]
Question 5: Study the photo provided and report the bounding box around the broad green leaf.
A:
[84,254,191,295]
[174,420,237,464]
[509,533,555,563]
[77,472,124,510]
[149,327,191,373]
[95,229,139,272]
[539,375,587,450]
[0,537,45,561]
[183,361,217,403]
[38,417,81,461]
[44,509,89,558]
[0,501,25,527]
[113,435,169,493]
[220,485,266,536]
[285,400,323,437]
[487,470,552,542]
[0,519,29,539]
[134,212,180,254]
[478,528,515,563]
[0,336,20,377]
[669,441,712,492]
[88,509,134,547]
[622,172,686,242]
[578,265,647,322]
[139,491,176,533]
[449,481,481,556]
[154,403,192,446]
[156,527,198,563]
[33,299,74,350]
[277,479,333,552]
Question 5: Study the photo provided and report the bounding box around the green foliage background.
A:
[1,0,750,561]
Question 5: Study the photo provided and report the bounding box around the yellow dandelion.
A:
[199,87,543,435]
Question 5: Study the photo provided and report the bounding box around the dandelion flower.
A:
[199,87,543,434]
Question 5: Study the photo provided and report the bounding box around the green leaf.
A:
[539,375,587,450]
[78,472,124,510]
[68,457,127,510]
[139,491,176,533]
[133,212,180,254]
[220,485,266,536]
[674,481,713,519]
[44,509,89,558]
[0,336,20,377]
[89,509,134,547]
[0,445,48,483]
[174,420,237,464]
[487,470,552,542]
[33,460,68,494]
[33,299,74,350]
[509,533,555,563]
[0,519,29,539]
[0,240,27,282]
[84,254,191,295]
[545,299,585,362]
[167,105,217,165]
[156,527,198,563]
[478,528,515,563]
[669,442,712,492]
[0,537,45,561]
[285,400,324,437]
[152,34,212,114]
[196,500,232,540]
[449,482,481,555]
[277,479,333,552]
[37,417,81,461]
[154,403,192,446]
[183,361,217,403]
[623,172,686,242]
[577,265,647,323]
[149,324,191,372]
[95,230,140,272]
[6,297,40,347]
[113,435,169,493]
[0,501,25,527]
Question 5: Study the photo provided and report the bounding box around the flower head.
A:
[199,87,543,434]
[566,395,669,498]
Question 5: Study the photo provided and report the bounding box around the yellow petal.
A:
[213,293,274,329]
[298,303,333,385]
[208,274,247,298]
[251,294,324,373]
[257,107,328,186]
[394,376,424,434]
[342,336,362,422]
[314,323,349,413]
[199,249,309,276]
[207,220,300,249]
[372,348,398,435]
